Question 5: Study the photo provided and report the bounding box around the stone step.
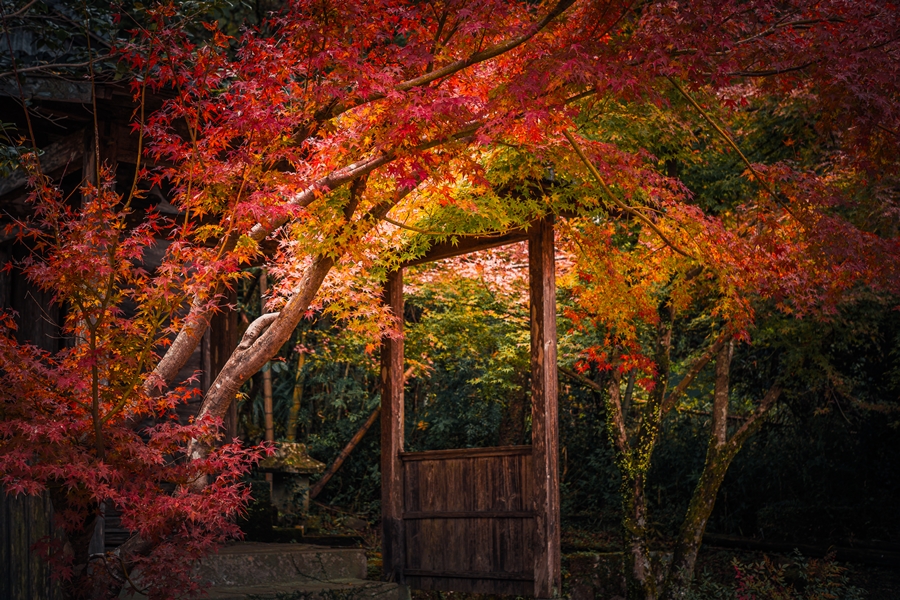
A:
[204,578,401,600]
[123,543,401,600]
[195,542,367,587]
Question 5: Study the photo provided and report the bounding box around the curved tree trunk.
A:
[661,343,780,600]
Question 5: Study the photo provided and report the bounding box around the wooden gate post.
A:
[381,269,405,583]
[529,216,561,598]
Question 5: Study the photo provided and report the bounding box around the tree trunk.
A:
[286,335,307,442]
[260,269,275,444]
[188,178,396,475]
[662,446,732,600]
[624,471,657,600]
[661,344,780,600]
[662,342,733,599]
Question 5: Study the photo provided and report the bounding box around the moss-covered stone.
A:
[258,442,326,474]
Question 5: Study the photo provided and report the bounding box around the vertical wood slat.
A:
[3,265,63,599]
[2,261,62,598]
[30,491,48,598]
[529,216,561,598]
[0,491,9,600]
[0,492,62,600]
[11,494,28,599]
[381,269,405,582]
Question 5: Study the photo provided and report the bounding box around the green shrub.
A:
[687,551,866,600]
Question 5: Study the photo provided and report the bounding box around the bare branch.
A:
[7,0,39,18]
[0,58,109,80]
[662,330,729,414]
[728,384,782,449]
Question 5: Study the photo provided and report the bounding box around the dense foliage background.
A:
[238,257,900,547]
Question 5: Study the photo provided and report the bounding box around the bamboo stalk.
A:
[260,268,275,445]
[286,338,306,442]
[260,269,275,491]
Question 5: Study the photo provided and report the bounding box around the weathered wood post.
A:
[381,269,405,583]
[529,216,561,598]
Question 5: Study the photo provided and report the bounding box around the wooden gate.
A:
[380,217,560,598]
[401,446,535,595]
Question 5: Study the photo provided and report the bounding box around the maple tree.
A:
[552,77,899,597]
[2,0,900,597]
[0,166,268,598]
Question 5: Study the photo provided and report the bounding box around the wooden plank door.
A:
[401,446,535,595]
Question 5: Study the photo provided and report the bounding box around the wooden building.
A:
[0,76,239,597]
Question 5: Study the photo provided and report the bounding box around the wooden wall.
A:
[0,493,63,600]
[0,248,64,599]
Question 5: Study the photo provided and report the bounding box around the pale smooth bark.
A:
[186,185,400,475]
[143,130,470,396]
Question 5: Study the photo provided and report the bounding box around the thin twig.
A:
[666,76,797,219]
[8,0,39,18]
[0,57,110,80]
[563,129,695,259]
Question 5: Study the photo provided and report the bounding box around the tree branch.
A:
[666,76,798,219]
[321,0,579,121]
[662,330,730,414]
[559,365,601,392]
[563,129,695,259]
[711,340,734,449]
[146,126,467,396]
[395,0,577,92]
[236,312,280,351]
[246,123,479,243]
[606,369,630,457]
[186,186,418,480]
[0,57,109,80]
[728,384,781,450]
[7,0,39,18]
[308,405,381,501]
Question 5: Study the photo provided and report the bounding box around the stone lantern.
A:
[258,442,326,519]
